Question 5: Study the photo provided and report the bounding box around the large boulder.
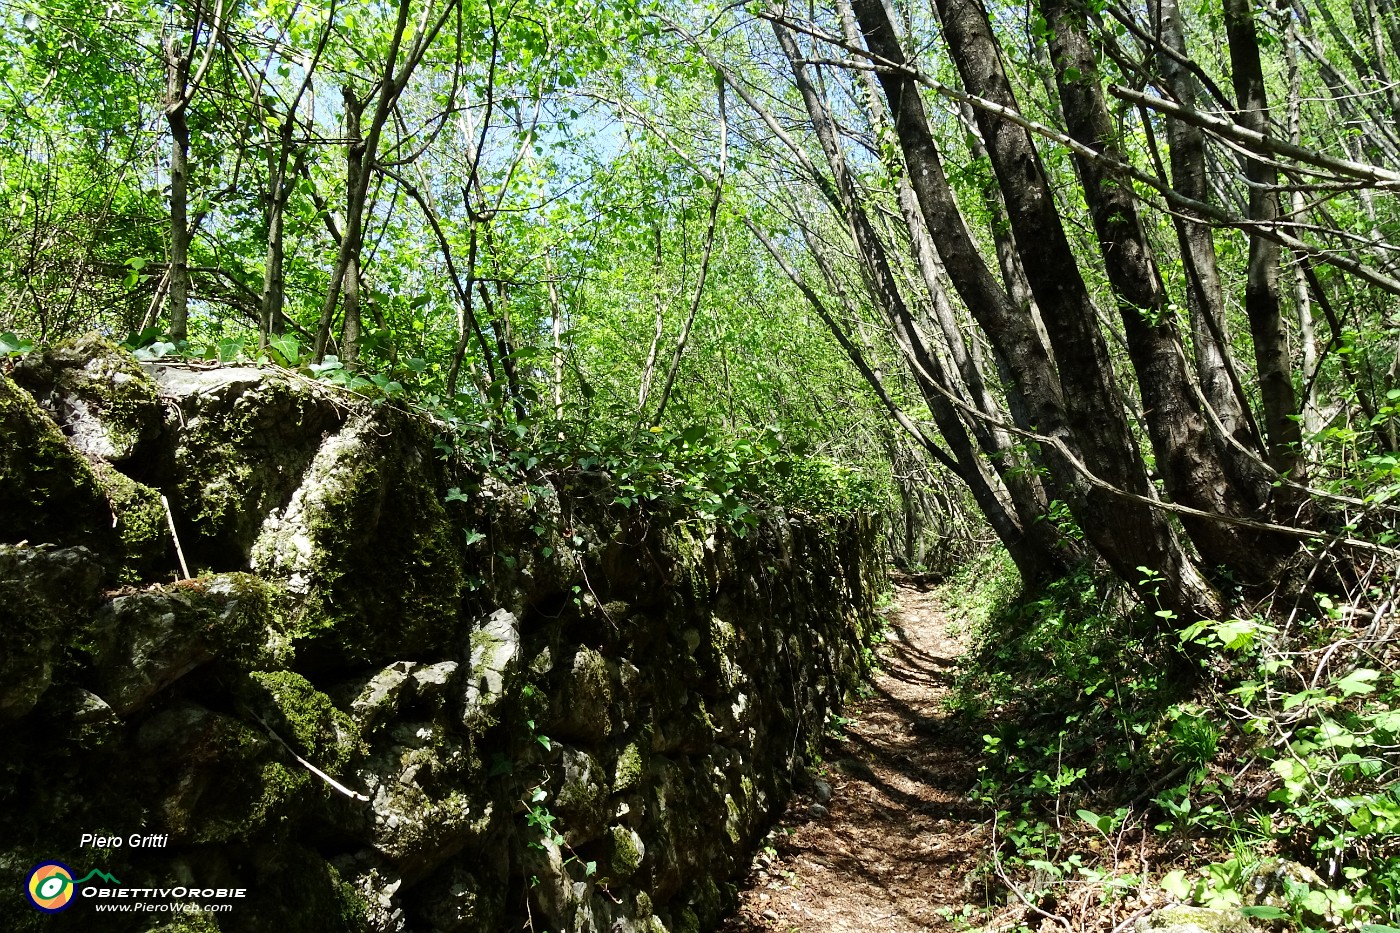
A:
[250,410,465,665]
[152,365,346,568]
[90,573,285,715]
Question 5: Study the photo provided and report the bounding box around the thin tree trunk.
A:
[637,224,666,411]
[164,39,193,343]
[651,85,728,426]
[341,88,364,366]
[1225,0,1306,482]
[545,256,565,420]
[313,0,456,361]
[1284,6,1322,436]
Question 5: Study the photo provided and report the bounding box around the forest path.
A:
[721,579,986,932]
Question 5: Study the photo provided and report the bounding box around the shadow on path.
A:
[720,583,991,933]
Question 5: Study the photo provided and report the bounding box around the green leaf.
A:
[1160,870,1191,899]
[1240,906,1288,919]
[268,333,301,366]
[1076,808,1111,834]
[0,331,34,356]
[1334,668,1380,696]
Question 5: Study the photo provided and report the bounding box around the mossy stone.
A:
[11,334,163,464]
[247,671,360,774]
[0,370,116,551]
[251,411,465,664]
[609,824,645,879]
[0,545,103,719]
[613,741,644,794]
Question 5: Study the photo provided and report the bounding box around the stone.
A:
[0,545,103,719]
[1135,906,1258,933]
[1244,858,1326,909]
[463,609,521,729]
[91,573,281,715]
[554,748,609,846]
[351,663,417,733]
[0,345,886,933]
[609,825,646,880]
[12,334,163,463]
[812,779,833,803]
[0,371,116,552]
[157,364,345,565]
[248,409,464,662]
[551,646,616,743]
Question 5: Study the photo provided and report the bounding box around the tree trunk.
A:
[164,38,192,343]
[1044,0,1294,581]
[341,89,364,366]
[852,0,1219,617]
[1225,0,1306,483]
[1150,0,1264,466]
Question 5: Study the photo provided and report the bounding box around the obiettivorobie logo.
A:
[23,857,247,916]
[25,862,122,913]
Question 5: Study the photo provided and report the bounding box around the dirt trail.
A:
[721,579,987,932]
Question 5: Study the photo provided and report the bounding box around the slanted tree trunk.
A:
[1044,0,1294,582]
[851,0,1219,617]
[772,19,1068,586]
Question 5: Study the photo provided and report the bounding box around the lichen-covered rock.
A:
[551,646,616,743]
[0,371,117,551]
[134,700,309,844]
[1135,906,1258,933]
[414,864,506,933]
[247,671,361,774]
[360,740,494,882]
[0,544,103,719]
[12,334,163,463]
[350,662,417,734]
[91,573,283,715]
[92,460,172,580]
[554,747,609,846]
[154,365,346,566]
[1243,857,1326,911]
[609,824,646,879]
[250,409,465,663]
[462,608,521,729]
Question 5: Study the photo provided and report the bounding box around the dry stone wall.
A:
[0,338,883,933]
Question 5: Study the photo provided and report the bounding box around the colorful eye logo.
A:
[26,861,76,912]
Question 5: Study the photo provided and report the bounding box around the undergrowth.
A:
[940,551,1400,933]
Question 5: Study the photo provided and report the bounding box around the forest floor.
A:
[720,577,992,932]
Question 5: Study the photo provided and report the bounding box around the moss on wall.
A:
[0,349,884,933]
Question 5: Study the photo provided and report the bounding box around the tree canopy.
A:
[4,0,1400,606]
